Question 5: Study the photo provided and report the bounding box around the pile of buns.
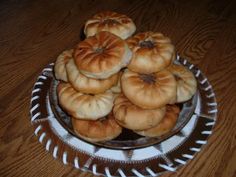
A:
[54,11,197,142]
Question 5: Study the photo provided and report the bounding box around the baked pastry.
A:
[113,94,166,130]
[84,11,136,39]
[57,82,115,120]
[135,104,180,137]
[110,71,122,94]
[167,64,197,103]
[66,59,119,94]
[71,113,122,142]
[121,69,177,109]
[54,49,73,81]
[127,32,175,74]
[74,31,132,79]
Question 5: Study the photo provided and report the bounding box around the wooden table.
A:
[0,0,235,176]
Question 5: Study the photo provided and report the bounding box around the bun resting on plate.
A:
[135,104,180,137]
[54,49,73,82]
[127,32,175,74]
[167,64,197,103]
[66,59,119,94]
[84,11,136,39]
[121,69,177,109]
[71,112,122,142]
[113,94,166,131]
[57,82,115,120]
[74,31,132,79]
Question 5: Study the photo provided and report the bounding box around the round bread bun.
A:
[135,104,180,137]
[66,59,119,94]
[113,94,166,131]
[167,64,197,103]
[84,11,136,39]
[57,82,115,120]
[127,32,175,74]
[54,49,73,81]
[74,31,132,79]
[71,113,122,142]
[110,71,123,94]
[121,69,177,109]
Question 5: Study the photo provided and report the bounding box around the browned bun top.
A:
[74,31,127,74]
[135,104,180,137]
[71,113,122,142]
[84,11,136,39]
[126,31,175,73]
[121,69,177,109]
[113,94,166,131]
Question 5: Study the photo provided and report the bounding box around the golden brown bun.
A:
[167,64,197,103]
[74,31,132,79]
[121,69,177,109]
[84,11,136,39]
[57,82,115,120]
[54,49,73,81]
[113,94,166,131]
[71,113,122,142]
[66,59,119,94]
[127,32,175,74]
[135,104,180,137]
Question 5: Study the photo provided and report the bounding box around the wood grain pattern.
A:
[0,0,235,176]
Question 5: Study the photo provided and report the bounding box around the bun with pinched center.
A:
[54,49,73,81]
[74,31,132,79]
[121,69,177,109]
[71,112,122,142]
[113,94,166,131]
[135,104,180,137]
[66,59,119,94]
[57,82,115,120]
[84,11,136,39]
[127,32,175,74]
[167,64,197,103]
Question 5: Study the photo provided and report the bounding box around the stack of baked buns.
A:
[54,11,197,143]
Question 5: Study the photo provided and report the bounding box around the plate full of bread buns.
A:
[52,11,198,149]
[30,11,217,176]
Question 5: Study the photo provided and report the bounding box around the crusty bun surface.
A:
[167,64,197,103]
[135,104,180,137]
[54,49,73,81]
[72,112,122,142]
[74,31,132,79]
[66,59,118,94]
[84,11,136,39]
[127,32,175,74]
[113,94,166,131]
[57,82,115,120]
[121,69,177,109]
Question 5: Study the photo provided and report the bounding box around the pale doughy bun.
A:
[135,104,180,137]
[84,11,136,39]
[74,31,132,79]
[66,59,118,94]
[127,32,175,74]
[71,113,122,142]
[167,64,197,103]
[54,49,73,81]
[113,94,166,131]
[57,82,115,120]
[121,69,177,109]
